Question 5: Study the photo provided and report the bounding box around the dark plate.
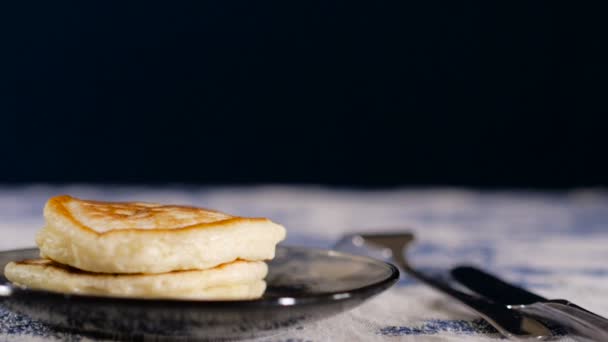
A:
[0,246,398,340]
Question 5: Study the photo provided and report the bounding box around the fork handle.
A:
[518,301,608,342]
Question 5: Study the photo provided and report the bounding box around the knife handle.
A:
[517,301,608,342]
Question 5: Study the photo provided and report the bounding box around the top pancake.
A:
[36,195,286,274]
[60,196,234,233]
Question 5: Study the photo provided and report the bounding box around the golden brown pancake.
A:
[36,195,286,273]
[4,259,267,300]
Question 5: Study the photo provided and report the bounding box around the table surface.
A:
[1,185,607,341]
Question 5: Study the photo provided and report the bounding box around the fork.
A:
[334,232,553,340]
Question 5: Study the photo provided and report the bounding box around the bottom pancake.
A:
[4,259,267,300]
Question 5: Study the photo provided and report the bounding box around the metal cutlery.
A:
[334,233,553,340]
[452,266,608,341]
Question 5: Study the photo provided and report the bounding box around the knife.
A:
[334,234,553,339]
[451,266,608,341]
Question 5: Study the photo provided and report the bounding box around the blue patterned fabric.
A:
[1,185,607,341]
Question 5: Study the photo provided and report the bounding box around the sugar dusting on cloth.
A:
[1,185,606,341]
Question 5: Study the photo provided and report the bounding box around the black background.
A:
[1,1,606,188]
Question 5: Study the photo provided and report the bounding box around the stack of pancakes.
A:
[4,195,286,300]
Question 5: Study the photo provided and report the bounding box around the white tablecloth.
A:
[1,185,607,341]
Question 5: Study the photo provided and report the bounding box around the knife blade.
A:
[451,266,608,341]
